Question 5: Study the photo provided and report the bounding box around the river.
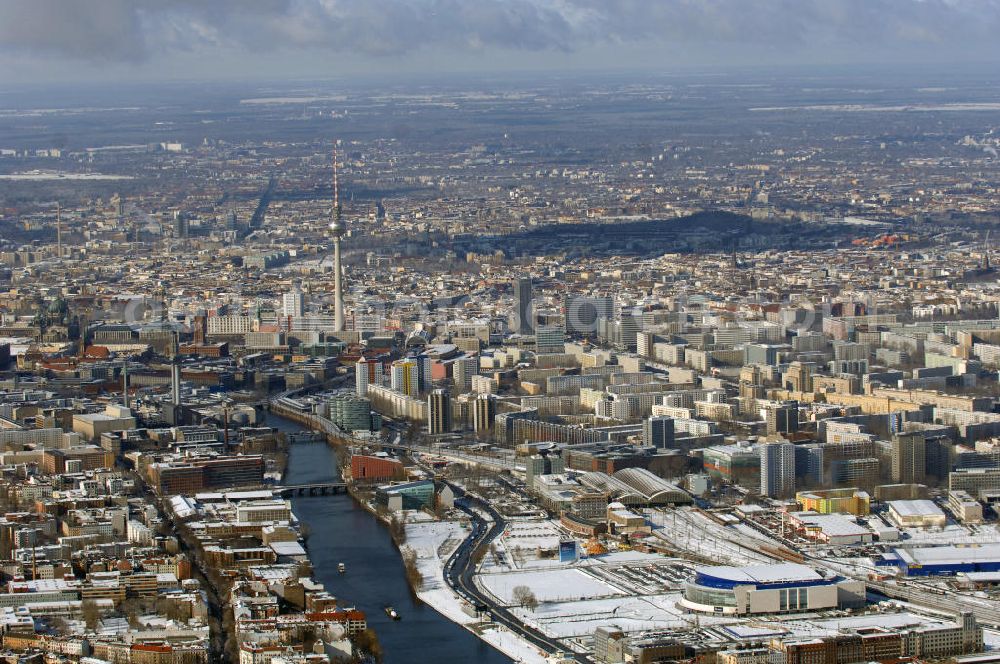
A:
[270,414,513,663]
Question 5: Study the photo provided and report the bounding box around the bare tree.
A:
[50,617,70,635]
[350,628,383,663]
[388,516,406,544]
[81,599,101,629]
[511,585,538,610]
[119,597,141,628]
[401,548,423,589]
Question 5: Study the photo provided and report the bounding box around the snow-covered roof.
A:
[696,562,823,585]
[888,499,944,517]
[897,543,1000,565]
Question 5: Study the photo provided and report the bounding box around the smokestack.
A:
[122,361,129,409]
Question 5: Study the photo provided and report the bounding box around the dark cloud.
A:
[1,0,998,67]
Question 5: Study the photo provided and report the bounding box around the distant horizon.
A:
[4,59,1000,97]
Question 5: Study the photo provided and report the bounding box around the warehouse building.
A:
[787,512,873,545]
[886,499,947,528]
[878,544,1000,576]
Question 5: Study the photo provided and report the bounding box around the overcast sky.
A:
[2,0,999,85]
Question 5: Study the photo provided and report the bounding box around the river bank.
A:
[269,413,515,663]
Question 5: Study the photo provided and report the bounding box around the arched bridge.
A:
[273,482,347,496]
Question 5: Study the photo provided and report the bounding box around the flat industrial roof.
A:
[789,512,869,537]
[888,499,945,517]
[896,543,1000,565]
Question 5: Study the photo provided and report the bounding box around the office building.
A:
[427,389,451,434]
[535,326,565,354]
[473,394,496,434]
[948,490,984,524]
[512,276,533,335]
[149,455,264,495]
[761,441,795,498]
[355,357,383,397]
[642,416,675,449]
[281,288,305,318]
[351,455,405,483]
[375,480,435,511]
[390,359,420,397]
[565,295,614,336]
[171,210,187,239]
[42,446,115,475]
[703,444,761,486]
[328,394,373,432]
[784,362,813,393]
[892,432,927,484]
[453,355,480,392]
[766,401,799,436]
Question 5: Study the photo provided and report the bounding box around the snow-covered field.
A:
[403,518,476,626]
[478,626,549,664]
[517,594,694,638]
[480,568,625,604]
[401,514,552,663]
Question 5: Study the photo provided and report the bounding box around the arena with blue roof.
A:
[681,563,865,615]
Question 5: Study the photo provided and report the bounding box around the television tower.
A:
[331,146,345,333]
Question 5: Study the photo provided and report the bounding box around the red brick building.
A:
[350,455,404,483]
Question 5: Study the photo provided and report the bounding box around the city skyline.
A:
[4,5,1000,662]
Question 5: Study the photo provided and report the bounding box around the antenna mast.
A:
[331,144,345,333]
[333,146,340,217]
[56,203,62,259]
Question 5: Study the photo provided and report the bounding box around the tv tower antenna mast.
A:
[331,144,345,333]
[56,202,62,259]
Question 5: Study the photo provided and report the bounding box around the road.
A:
[139,478,230,662]
[444,483,591,663]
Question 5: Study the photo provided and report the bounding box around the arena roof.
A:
[694,563,825,589]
